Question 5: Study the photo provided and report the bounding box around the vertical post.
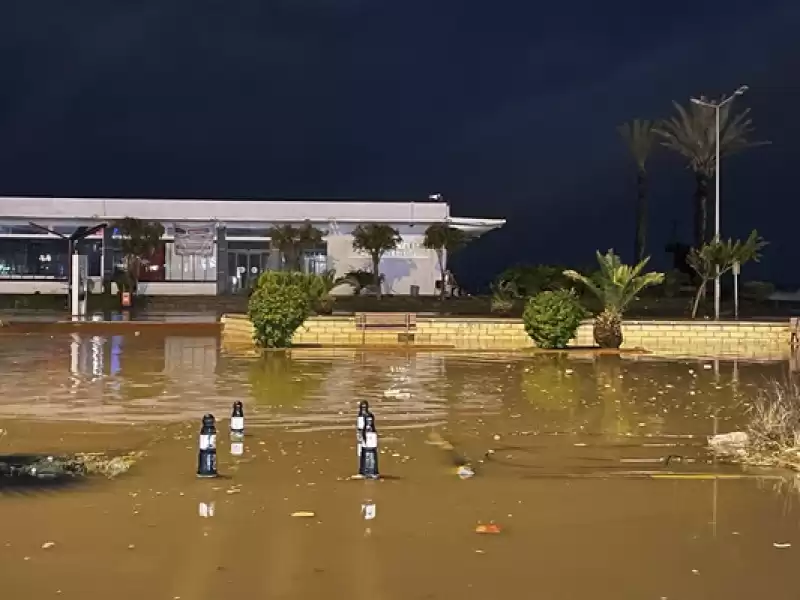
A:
[713,105,721,321]
[71,252,81,318]
[216,224,228,295]
[732,261,740,320]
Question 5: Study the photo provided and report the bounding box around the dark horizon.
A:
[2,0,799,290]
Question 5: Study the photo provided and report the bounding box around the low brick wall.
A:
[221,314,791,358]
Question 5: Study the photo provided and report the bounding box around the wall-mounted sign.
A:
[349,241,431,260]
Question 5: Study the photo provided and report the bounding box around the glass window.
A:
[0,239,70,279]
[164,242,217,282]
[302,250,328,275]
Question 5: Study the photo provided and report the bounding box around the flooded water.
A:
[1,331,799,600]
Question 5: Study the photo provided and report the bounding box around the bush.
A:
[523,290,586,349]
[248,272,313,348]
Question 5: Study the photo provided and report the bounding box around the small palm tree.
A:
[351,224,402,299]
[422,222,468,298]
[267,221,325,271]
[655,97,768,249]
[618,119,657,263]
[564,250,664,349]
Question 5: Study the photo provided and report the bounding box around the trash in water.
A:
[773,542,792,549]
[475,523,501,534]
[456,465,475,479]
[291,511,315,518]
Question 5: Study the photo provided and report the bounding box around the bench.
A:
[355,312,417,345]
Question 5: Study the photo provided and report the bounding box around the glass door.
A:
[228,251,272,293]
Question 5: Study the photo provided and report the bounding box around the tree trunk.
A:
[634,169,647,263]
[694,171,710,303]
[691,281,706,319]
[693,172,709,249]
[437,250,446,300]
[372,256,382,300]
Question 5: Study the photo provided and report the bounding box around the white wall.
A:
[0,277,103,295]
[326,224,440,295]
[130,282,217,296]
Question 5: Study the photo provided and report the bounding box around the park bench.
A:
[355,312,417,345]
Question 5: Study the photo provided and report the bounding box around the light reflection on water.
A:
[0,333,789,438]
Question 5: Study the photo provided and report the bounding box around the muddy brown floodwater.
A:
[1,331,799,600]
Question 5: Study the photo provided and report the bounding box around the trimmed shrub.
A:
[523,289,586,349]
[248,272,313,348]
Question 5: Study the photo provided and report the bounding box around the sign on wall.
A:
[348,240,431,260]
[173,223,215,256]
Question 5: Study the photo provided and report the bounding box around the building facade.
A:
[0,197,504,296]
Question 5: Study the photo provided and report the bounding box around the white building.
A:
[0,196,504,296]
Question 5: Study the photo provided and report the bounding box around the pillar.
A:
[216,225,228,295]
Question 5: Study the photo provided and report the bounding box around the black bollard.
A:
[358,413,379,479]
[197,414,218,478]
[230,401,245,440]
[356,401,369,457]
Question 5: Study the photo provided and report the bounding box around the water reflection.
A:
[0,333,789,440]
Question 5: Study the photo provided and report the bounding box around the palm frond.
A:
[566,251,664,315]
[655,96,768,176]
[617,119,657,171]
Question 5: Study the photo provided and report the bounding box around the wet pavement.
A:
[0,331,799,600]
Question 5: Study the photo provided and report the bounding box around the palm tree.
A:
[655,97,768,249]
[564,250,664,349]
[267,221,325,271]
[351,224,402,300]
[422,222,468,298]
[618,119,657,263]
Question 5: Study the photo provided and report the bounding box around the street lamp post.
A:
[690,85,748,321]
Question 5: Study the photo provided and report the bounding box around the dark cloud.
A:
[0,0,798,287]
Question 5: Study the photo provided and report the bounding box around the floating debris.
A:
[291,511,315,518]
[475,524,501,534]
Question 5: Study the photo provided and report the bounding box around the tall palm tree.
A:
[422,222,468,298]
[564,250,664,349]
[655,97,768,249]
[351,223,402,300]
[618,119,657,263]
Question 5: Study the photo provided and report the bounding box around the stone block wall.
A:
[221,314,791,358]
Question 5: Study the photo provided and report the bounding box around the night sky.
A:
[1,0,799,290]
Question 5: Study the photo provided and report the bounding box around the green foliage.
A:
[490,280,518,314]
[564,250,665,317]
[495,264,571,297]
[351,224,402,299]
[112,217,165,286]
[522,290,587,349]
[267,221,326,271]
[423,223,469,298]
[337,269,381,292]
[247,272,313,348]
[687,230,767,318]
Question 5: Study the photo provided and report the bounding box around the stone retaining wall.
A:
[221,314,790,358]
